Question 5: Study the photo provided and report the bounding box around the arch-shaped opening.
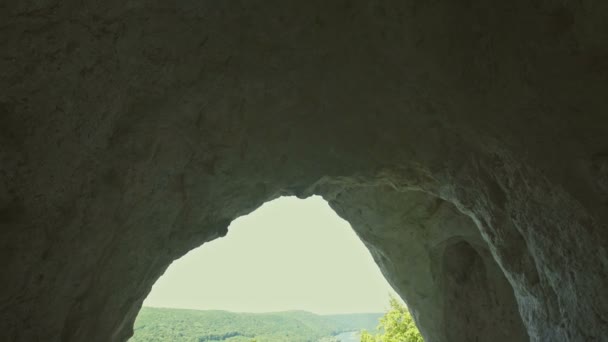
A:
[131,196,408,341]
[126,186,529,342]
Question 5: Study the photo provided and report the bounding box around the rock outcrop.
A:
[1,1,607,341]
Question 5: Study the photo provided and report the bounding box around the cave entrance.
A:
[131,196,409,341]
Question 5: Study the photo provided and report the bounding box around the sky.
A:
[143,196,402,314]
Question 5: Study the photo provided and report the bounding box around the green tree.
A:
[360,296,423,342]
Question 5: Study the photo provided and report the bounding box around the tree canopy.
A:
[360,297,423,342]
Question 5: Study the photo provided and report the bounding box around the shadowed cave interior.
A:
[2,1,608,342]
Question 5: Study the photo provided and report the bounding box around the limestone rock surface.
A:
[1,1,607,341]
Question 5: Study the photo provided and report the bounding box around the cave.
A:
[1,1,607,342]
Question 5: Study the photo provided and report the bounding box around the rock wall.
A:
[324,188,528,341]
[1,1,607,341]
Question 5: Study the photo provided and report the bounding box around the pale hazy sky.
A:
[143,196,401,314]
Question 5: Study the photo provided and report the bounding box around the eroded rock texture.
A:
[1,1,607,341]
[325,189,529,342]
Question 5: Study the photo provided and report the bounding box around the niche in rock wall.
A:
[442,240,528,342]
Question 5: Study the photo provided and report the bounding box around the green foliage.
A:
[129,307,382,342]
[359,297,423,342]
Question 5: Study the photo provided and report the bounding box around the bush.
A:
[360,296,423,342]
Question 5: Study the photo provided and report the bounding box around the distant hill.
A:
[129,307,382,342]
[324,313,383,332]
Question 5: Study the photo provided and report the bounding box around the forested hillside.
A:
[129,307,381,342]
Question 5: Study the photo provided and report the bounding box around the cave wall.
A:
[324,188,529,342]
[1,1,607,341]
